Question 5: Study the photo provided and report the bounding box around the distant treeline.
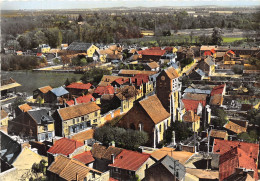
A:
[1,10,259,48]
[1,55,47,71]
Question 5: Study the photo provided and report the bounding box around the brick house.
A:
[8,109,55,142]
[118,95,171,148]
[145,155,186,181]
[52,102,101,137]
[156,67,181,122]
[109,149,155,181]
[213,139,259,181]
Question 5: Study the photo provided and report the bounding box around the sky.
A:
[1,0,260,10]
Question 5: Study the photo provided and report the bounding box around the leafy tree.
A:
[80,58,87,66]
[237,130,258,143]
[11,97,25,111]
[80,67,111,85]
[211,27,223,45]
[232,65,243,74]
[94,126,148,150]
[77,14,84,22]
[172,121,192,142]
[64,78,70,86]
[211,108,228,128]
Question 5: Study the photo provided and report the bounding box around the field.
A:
[222,37,246,43]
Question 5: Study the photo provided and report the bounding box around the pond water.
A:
[1,70,83,96]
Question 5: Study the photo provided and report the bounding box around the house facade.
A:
[8,109,55,142]
[118,95,171,148]
[53,102,101,137]
[156,67,181,122]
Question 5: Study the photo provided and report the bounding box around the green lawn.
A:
[222,37,245,43]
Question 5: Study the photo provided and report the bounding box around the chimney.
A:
[74,97,77,105]
[111,154,115,164]
[76,173,79,181]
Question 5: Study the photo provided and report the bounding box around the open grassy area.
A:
[222,37,245,43]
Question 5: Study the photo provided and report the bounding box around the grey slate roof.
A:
[184,88,211,95]
[28,109,54,124]
[0,131,22,165]
[151,155,186,180]
[205,57,214,66]
[51,86,69,97]
[67,42,92,51]
[195,69,205,77]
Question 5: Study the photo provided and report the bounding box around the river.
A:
[1,70,83,96]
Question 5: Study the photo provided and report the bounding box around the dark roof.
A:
[150,155,186,180]
[67,42,92,51]
[0,131,22,165]
[27,109,54,124]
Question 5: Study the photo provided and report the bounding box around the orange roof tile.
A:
[119,69,157,76]
[1,109,8,119]
[58,102,100,121]
[18,103,32,112]
[48,138,84,156]
[210,94,223,106]
[139,95,170,124]
[38,86,52,93]
[71,129,94,144]
[66,82,92,90]
[210,129,228,139]
[224,121,247,134]
[94,85,115,95]
[183,110,200,123]
[219,147,258,181]
[48,155,101,181]
[213,139,259,162]
[147,61,159,69]
[109,150,150,171]
[73,151,95,164]
[91,143,107,159]
[66,94,95,106]
[164,67,179,79]
[211,84,225,95]
[151,147,193,165]
[138,49,166,56]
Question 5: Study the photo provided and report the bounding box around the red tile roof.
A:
[213,139,259,162]
[66,82,92,90]
[210,49,216,54]
[109,178,119,181]
[131,74,149,86]
[204,51,212,56]
[219,146,258,181]
[149,47,161,50]
[138,49,166,56]
[18,103,32,112]
[73,151,95,164]
[227,50,235,55]
[66,94,95,106]
[164,47,173,52]
[109,150,150,171]
[94,85,115,95]
[113,78,129,85]
[211,84,225,96]
[48,138,84,156]
[182,99,206,112]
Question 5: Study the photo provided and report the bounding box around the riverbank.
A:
[1,70,82,96]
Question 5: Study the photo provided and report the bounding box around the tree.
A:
[11,97,25,111]
[64,78,70,86]
[94,126,148,150]
[237,130,258,143]
[211,108,228,128]
[60,54,71,68]
[211,27,223,45]
[77,14,84,22]
[17,35,31,51]
[172,121,192,142]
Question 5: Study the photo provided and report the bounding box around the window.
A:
[114,168,120,173]
[95,112,98,117]
[73,119,75,124]
[81,116,84,121]
[48,132,53,139]
[159,125,161,132]
[128,171,134,176]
